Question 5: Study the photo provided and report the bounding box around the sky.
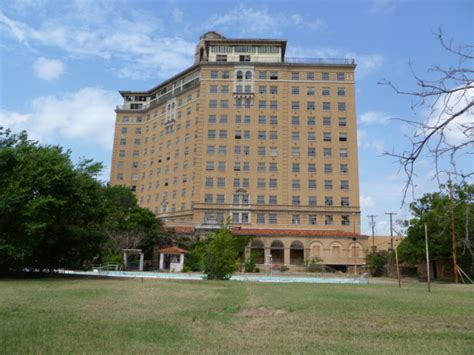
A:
[0,0,472,236]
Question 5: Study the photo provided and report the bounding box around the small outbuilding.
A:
[158,246,188,272]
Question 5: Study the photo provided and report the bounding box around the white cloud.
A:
[360,195,376,208]
[425,86,474,146]
[207,4,325,36]
[358,129,386,154]
[172,8,184,23]
[369,0,397,15]
[0,87,121,149]
[0,8,195,80]
[287,46,383,78]
[33,57,65,80]
[360,111,391,124]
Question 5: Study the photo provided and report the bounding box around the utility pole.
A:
[448,178,459,283]
[385,212,397,250]
[424,223,431,292]
[368,215,377,251]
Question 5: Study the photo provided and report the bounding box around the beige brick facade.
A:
[110,31,368,269]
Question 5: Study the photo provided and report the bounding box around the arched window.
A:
[236,71,243,80]
[245,71,252,79]
[290,241,304,265]
[270,240,284,263]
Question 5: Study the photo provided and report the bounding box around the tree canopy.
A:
[0,128,166,273]
[398,183,474,277]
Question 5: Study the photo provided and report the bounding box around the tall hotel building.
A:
[111,32,367,270]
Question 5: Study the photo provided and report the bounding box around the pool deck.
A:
[64,270,368,284]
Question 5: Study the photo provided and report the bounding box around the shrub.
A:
[306,257,323,273]
[280,265,289,272]
[366,251,392,277]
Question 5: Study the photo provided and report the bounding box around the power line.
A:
[368,215,377,250]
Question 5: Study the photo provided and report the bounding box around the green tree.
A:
[398,184,474,277]
[102,185,165,259]
[0,129,107,272]
[194,225,248,280]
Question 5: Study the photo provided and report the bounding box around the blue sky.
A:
[0,0,472,235]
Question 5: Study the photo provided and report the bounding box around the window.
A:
[206,161,214,171]
[218,161,226,172]
[342,215,350,226]
[216,194,225,204]
[208,130,216,139]
[232,212,239,223]
[269,179,278,188]
[221,85,229,93]
[291,87,300,95]
[209,100,217,108]
[209,115,217,124]
[338,102,346,112]
[233,178,240,188]
[221,100,229,108]
[207,145,215,155]
[259,101,266,109]
[120,138,127,145]
[218,146,227,155]
[269,195,278,204]
[337,73,345,81]
[308,132,316,141]
[309,215,317,225]
[340,164,348,173]
[307,72,315,80]
[121,127,128,134]
[270,116,278,125]
[218,178,226,187]
[324,148,332,158]
[308,180,317,189]
[239,55,251,62]
[324,180,333,190]
[235,131,242,139]
[307,87,315,96]
[257,195,265,204]
[270,72,278,80]
[323,132,332,142]
[269,213,278,224]
[205,177,214,187]
[257,179,266,188]
[270,101,278,109]
[292,147,300,157]
[270,86,278,94]
[292,215,301,225]
[220,115,228,124]
[210,85,218,93]
[341,197,350,206]
[243,131,251,139]
[257,213,265,224]
[205,194,213,203]
[340,148,348,158]
[323,102,331,111]
[258,115,266,124]
[258,162,266,172]
[308,147,316,157]
[307,101,315,110]
[308,196,317,206]
[339,133,348,142]
[219,130,228,139]
[259,86,267,94]
[134,139,141,145]
[243,178,250,188]
[259,71,267,79]
[258,131,266,140]
[211,70,218,79]
[245,71,252,79]
[269,163,278,172]
[258,146,266,156]
[322,87,330,96]
[292,196,300,205]
[292,163,300,173]
[339,117,347,126]
[325,215,334,225]
[324,164,333,173]
[292,179,301,189]
[243,162,250,171]
[269,147,278,156]
[222,71,230,79]
[307,117,316,126]
[291,101,300,110]
[292,116,300,125]
[308,163,316,173]
[292,132,300,141]
[337,87,346,96]
[291,72,299,80]
[322,72,330,81]
[341,180,349,190]
[236,71,243,80]
[119,150,126,157]
[323,117,331,126]
[234,162,241,172]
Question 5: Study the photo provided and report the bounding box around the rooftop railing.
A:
[284,57,355,65]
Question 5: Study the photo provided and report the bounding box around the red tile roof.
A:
[158,246,188,254]
[165,226,196,234]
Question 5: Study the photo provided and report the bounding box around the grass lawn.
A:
[0,277,473,354]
